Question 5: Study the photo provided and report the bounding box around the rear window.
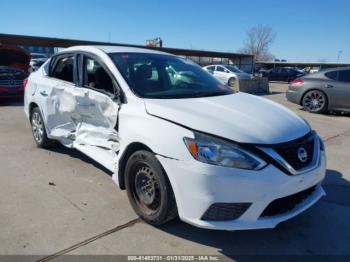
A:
[338,70,350,83]
[325,71,338,81]
[51,56,74,83]
[226,65,243,73]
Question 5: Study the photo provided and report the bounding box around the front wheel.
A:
[125,150,177,225]
[302,90,328,114]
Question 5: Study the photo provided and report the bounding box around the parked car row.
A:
[259,67,305,82]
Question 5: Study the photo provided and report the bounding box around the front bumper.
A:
[0,85,24,98]
[157,150,326,230]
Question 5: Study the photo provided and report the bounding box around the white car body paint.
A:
[144,93,310,144]
[24,46,326,230]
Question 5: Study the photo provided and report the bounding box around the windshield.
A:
[110,53,233,99]
[225,65,243,73]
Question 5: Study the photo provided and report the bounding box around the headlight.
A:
[184,132,267,170]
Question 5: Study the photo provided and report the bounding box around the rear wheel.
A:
[228,77,236,88]
[302,90,328,114]
[125,150,177,225]
[30,107,54,148]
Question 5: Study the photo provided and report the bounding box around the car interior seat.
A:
[94,67,114,94]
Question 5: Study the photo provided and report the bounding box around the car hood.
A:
[144,93,310,144]
[0,46,31,71]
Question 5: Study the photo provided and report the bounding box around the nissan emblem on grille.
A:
[297,147,308,162]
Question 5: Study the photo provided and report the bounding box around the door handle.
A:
[39,90,48,96]
[325,84,334,88]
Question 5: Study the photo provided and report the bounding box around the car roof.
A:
[64,45,172,56]
[319,66,350,73]
[204,64,230,67]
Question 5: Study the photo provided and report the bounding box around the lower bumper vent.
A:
[201,203,251,221]
[261,186,316,217]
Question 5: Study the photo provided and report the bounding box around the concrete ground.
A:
[0,83,349,260]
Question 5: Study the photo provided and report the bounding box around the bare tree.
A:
[239,25,276,61]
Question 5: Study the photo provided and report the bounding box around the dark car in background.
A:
[261,67,305,82]
[286,67,350,113]
[0,45,30,98]
[30,53,48,72]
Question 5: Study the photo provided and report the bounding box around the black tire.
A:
[125,150,177,225]
[302,90,328,114]
[30,107,55,148]
[228,77,236,88]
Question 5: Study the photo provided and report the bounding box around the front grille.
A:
[274,135,315,171]
[0,79,24,87]
[201,203,251,221]
[261,186,316,217]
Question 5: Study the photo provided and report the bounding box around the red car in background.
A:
[0,45,30,98]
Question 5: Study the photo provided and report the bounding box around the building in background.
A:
[0,33,254,72]
[18,45,56,57]
[146,37,163,48]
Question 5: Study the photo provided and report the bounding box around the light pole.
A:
[337,50,343,62]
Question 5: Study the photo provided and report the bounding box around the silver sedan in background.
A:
[203,64,252,87]
[286,67,350,113]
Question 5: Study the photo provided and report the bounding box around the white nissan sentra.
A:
[24,46,326,230]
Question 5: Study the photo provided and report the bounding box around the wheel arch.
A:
[117,142,154,190]
[29,102,39,118]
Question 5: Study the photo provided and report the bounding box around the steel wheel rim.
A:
[132,164,161,214]
[304,91,325,112]
[31,112,44,143]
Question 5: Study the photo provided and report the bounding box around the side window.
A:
[51,56,74,83]
[338,70,350,83]
[325,71,338,81]
[280,68,288,74]
[83,56,114,94]
[207,66,215,71]
[216,66,225,72]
